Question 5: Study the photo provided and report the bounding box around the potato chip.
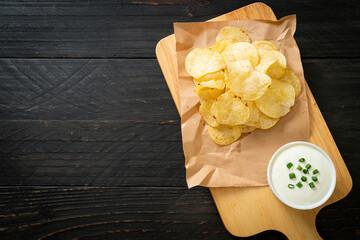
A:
[252,40,278,51]
[239,125,256,133]
[255,50,286,79]
[222,42,259,67]
[210,38,238,53]
[215,26,251,43]
[279,67,301,97]
[254,57,276,74]
[195,85,224,101]
[185,48,225,79]
[230,70,272,101]
[208,124,241,145]
[227,60,253,81]
[195,70,224,83]
[199,100,219,127]
[255,79,295,118]
[199,79,225,90]
[193,71,225,90]
[210,91,250,125]
[224,69,231,92]
[245,102,279,129]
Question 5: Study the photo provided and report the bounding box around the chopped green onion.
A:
[303,169,309,174]
[299,158,305,162]
[313,169,319,174]
[312,176,318,182]
[287,163,293,169]
[309,182,315,188]
[301,176,307,182]
[289,173,296,179]
[297,165,303,171]
[296,182,303,188]
[288,184,295,189]
[305,164,311,169]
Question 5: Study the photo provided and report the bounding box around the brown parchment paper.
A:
[174,15,310,188]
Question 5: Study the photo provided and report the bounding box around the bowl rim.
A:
[267,141,337,210]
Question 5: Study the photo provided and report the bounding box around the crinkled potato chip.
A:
[193,71,225,90]
[231,70,272,101]
[222,42,259,67]
[185,48,225,79]
[224,69,231,92]
[195,85,224,101]
[210,91,250,126]
[279,67,301,97]
[255,79,295,118]
[252,40,278,51]
[199,100,219,128]
[245,102,279,129]
[239,125,256,133]
[255,57,276,74]
[208,124,241,145]
[210,38,239,53]
[215,26,251,43]
[195,70,224,83]
[199,79,225,90]
[227,60,253,82]
[256,50,286,79]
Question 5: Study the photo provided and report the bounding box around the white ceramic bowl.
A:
[267,141,336,210]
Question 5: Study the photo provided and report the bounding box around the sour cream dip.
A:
[267,141,336,210]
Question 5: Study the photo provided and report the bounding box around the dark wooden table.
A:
[0,1,359,239]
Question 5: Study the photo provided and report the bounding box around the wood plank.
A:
[0,187,358,240]
[0,120,185,187]
[0,0,358,58]
[0,59,179,120]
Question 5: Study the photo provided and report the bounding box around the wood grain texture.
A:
[0,187,358,240]
[0,0,359,58]
[0,120,184,187]
[156,3,354,239]
[0,59,179,120]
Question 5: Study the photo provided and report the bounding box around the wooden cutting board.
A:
[155,3,352,239]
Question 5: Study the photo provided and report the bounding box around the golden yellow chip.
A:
[215,26,251,43]
[255,50,286,79]
[195,85,224,101]
[252,40,278,51]
[199,100,219,128]
[227,60,253,82]
[210,91,250,126]
[224,69,231,92]
[231,70,272,101]
[195,70,224,83]
[255,79,295,118]
[279,67,301,97]
[239,124,256,134]
[245,101,279,129]
[210,38,238,53]
[199,79,225,90]
[254,57,276,74]
[185,48,225,79]
[208,124,241,145]
[193,71,225,90]
[222,42,259,67]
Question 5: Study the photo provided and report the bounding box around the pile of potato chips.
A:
[185,26,301,145]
